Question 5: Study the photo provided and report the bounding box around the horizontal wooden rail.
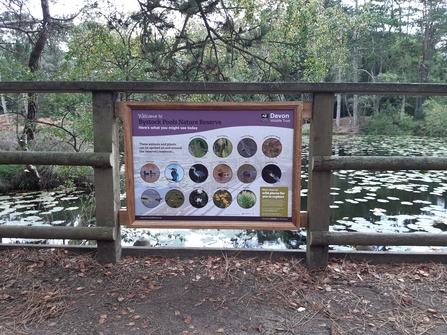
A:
[313,156,447,171]
[0,226,116,240]
[310,231,447,246]
[0,151,112,167]
[1,82,447,96]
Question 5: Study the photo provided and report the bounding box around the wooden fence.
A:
[1,82,447,267]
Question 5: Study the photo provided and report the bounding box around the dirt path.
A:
[0,249,446,335]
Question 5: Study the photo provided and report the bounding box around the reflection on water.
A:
[301,135,447,252]
[2,135,447,251]
[0,189,94,244]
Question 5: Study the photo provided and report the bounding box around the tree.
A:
[414,0,447,118]
[0,0,87,187]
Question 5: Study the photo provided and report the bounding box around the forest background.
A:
[0,0,447,191]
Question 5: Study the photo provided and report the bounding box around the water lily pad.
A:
[413,200,431,204]
[43,203,58,209]
[51,220,66,226]
[22,216,42,222]
[23,210,41,215]
[60,196,79,201]
[15,204,33,209]
[50,207,64,213]
[0,208,16,216]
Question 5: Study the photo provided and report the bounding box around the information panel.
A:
[118,102,302,229]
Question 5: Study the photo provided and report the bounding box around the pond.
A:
[0,190,95,245]
[1,135,447,251]
[302,135,447,252]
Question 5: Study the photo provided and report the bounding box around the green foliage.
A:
[361,102,415,135]
[37,93,94,152]
[0,165,40,191]
[422,97,447,137]
[55,166,94,189]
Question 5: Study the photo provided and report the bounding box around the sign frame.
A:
[116,102,303,230]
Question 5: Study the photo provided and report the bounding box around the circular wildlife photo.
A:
[213,189,232,209]
[189,189,208,208]
[164,164,184,183]
[213,164,232,183]
[165,189,185,209]
[262,138,282,158]
[141,189,162,208]
[237,164,257,183]
[189,164,208,183]
[213,138,233,158]
[237,190,256,209]
[188,138,208,158]
[140,164,160,183]
[237,138,257,158]
[262,164,282,184]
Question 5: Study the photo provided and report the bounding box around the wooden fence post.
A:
[306,93,334,268]
[92,92,121,263]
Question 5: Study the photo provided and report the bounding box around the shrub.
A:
[422,97,447,137]
[361,102,415,135]
[0,165,39,191]
[55,165,94,189]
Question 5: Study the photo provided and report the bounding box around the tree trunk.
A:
[19,0,52,188]
[352,0,359,127]
[0,76,10,124]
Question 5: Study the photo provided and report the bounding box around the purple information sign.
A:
[131,108,295,222]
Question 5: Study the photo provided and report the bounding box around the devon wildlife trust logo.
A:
[261,113,269,122]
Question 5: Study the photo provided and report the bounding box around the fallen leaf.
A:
[99,314,107,325]
[184,315,192,324]
[117,297,125,302]
[133,315,141,320]
[126,322,135,326]
[76,287,84,291]
[175,310,181,315]
[216,328,224,333]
